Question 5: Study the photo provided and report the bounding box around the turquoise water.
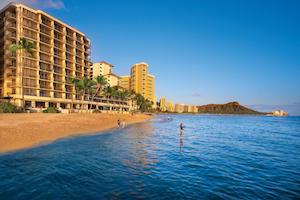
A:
[0,115,300,199]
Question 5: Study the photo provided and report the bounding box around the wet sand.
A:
[0,113,152,154]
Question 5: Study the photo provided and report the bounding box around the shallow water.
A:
[0,115,300,199]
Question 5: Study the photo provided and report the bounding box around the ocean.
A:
[0,115,299,199]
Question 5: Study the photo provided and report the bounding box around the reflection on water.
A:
[121,122,158,171]
[180,129,184,152]
[0,115,300,199]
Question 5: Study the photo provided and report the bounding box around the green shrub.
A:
[43,107,60,113]
[0,102,22,113]
[92,109,102,113]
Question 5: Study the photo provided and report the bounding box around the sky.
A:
[2,0,300,114]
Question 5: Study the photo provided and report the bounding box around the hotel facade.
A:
[130,62,155,106]
[90,61,119,87]
[0,3,129,111]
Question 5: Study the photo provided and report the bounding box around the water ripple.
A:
[0,115,300,199]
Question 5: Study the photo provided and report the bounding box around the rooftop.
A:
[1,2,87,36]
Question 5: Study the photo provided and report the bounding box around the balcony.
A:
[24,88,37,96]
[53,67,62,74]
[76,53,82,59]
[66,93,73,100]
[23,10,38,21]
[66,47,74,54]
[66,55,74,62]
[65,62,73,69]
[39,83,51,90]
[6,12,16,21]
[76,45,83,51]
[54,58,62,66]
[40,44,51,54]
[40,26,51,36]
[54,92,62,98]
[84,38,89,46]
[66,38,74,46]
[66,30,74,38]
[6,32,16,39]
[41,16,52,28]
[54,22,64,33]
[53,75,62,82]
[54,35,63,41]
[40,90,51,97]
[6,22,16,30]
[39,63,52,72]
[23,19,38,31]
[39,74,51,81]
[40,35,51,45]
[54,40,63,49]
[54,50,63,58]
[53,83,62,91]
[8,52,16,58]
[76,58,82,64]
[40,53,51,63]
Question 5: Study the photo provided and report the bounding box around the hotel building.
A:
[159,97,166,112]
[90,61,112,79]
[103,73,119,87]
[118,75,130,90]
[0,3,90,108]
[90,61,120,87]
[175,104,184,113]
[0,3,129,111]
[130,62,155,106]
[183,104,199,113]
[166,100,174,112]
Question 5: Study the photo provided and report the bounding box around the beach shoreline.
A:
[0,113,153,154]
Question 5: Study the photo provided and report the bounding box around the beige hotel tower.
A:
[118,62,155,107]
[0,3,91,108]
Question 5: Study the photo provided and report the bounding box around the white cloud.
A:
[42,0,64,9]
[192,92,201,98]
[0,0,65,10]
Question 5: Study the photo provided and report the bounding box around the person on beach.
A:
[117,119,121,128]
[121,120,126,128]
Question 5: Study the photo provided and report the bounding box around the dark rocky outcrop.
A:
[197,102,266,115]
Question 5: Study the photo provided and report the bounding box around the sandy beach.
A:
[0,113,152,154]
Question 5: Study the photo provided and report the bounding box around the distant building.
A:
[90,61,121,87]
[103,73,119,87]
[184,105,198,113]
[183,105,189,113]
[159,97,166,111]
[119,75,131,91]
[166,101,174,112]
[175,104,184,113]
[90,61,113,79]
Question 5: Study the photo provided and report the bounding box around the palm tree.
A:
[129,90,138,112]
[87,79,96,109]
[77,77,93,110]
[69,76,80,111]
[9,38,35,108]
[91,75,107,102]
[118,90,130,113]
[132,93,152,112]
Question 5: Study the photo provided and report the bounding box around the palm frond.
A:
[9,44,21,53]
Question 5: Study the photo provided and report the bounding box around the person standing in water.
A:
[180,123,184,133]
[179,123,184,151]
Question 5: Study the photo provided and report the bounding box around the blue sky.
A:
[3,0,300,114]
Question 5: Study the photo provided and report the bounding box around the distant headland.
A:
[197,102,265,115]
[158,100,288,116]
